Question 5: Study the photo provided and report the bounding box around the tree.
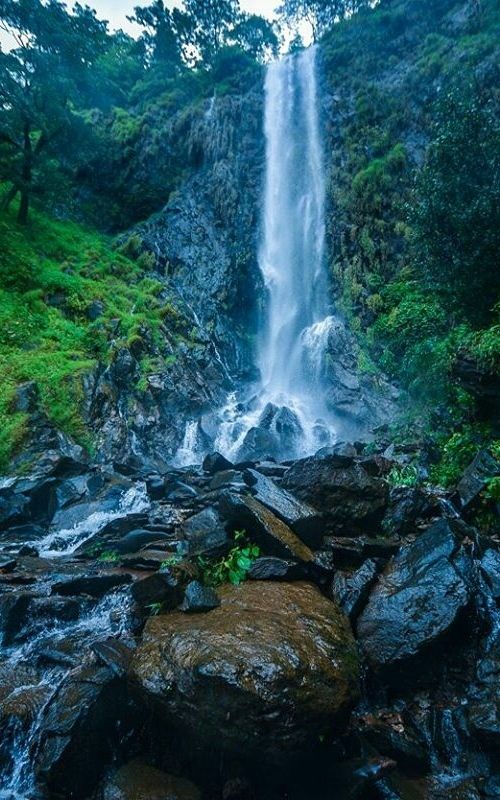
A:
[0,0,107,223]
[275,0,370,41]
[129,1,183,76]
[411,86,500,324]
[230,14,280,63]
[182,0,241,65]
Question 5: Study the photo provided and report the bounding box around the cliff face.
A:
[83,88,266,468]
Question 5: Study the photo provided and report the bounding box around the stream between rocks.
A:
[0,441,499,799]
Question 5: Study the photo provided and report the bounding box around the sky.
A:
[81,0,276,37]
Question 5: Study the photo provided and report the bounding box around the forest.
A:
[0,0,499,798]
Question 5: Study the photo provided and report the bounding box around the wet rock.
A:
[18,544,39,557]
[165,481,198,502]
[255,461,288,478]
[180,580,220,613]
[0,558,17,572]
[181,507,228,554]
[323,536,366,568]
[219,492,314,562]
[0,591,35,645]
[31,596,80,623]
[203,452,234,474]
[15,380,40,413]
[468,698,500,748]
[146,475,168,500]
[331,559,380,621]
[239,426,279,463]
[131,569,183,609]
[113,529,172,555]
[130,582,360,765]
[383,487,441,535]
[243,468,325,548]
[209,469,246,491]
[35,663,131,798]
[121,549,172,570]
[359,454,394,477]
[315,441,358,466]
[331,756,396,799]
[480,549,500,601]
[248,556,303,581]
[357,709,431,772]
[100,759,201,800]
[92,637,134,677]
[0,488,30,528]
[357,520,472,674]
[0,683,53,726]
[282,454,389,531]
[457,449,500,508]
[0,522,45,545]
[52,573,132,598]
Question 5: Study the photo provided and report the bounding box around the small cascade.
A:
[33,483,149,558]
[175,420,205,467]
[0,590,133,798]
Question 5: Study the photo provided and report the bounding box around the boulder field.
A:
[0,440,498,799]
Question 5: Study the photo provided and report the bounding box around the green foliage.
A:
[197,531,260,587]
[98,550,120,563]
[430,427,486,488]
[387,463,421,488]
[0,205,181,471]
[410,85,500,324]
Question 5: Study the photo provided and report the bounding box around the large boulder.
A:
[357,520,472,675]
[130,581,360,766]
[282,455,388,531]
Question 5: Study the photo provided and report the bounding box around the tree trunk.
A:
[17,122,32,225]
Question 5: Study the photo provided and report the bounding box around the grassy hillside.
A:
[0,204,172,470]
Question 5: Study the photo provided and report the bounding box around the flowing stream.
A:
[179,47,338,465]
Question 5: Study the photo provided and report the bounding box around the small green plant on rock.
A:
[387,463,421,487]
[198,531,260,587]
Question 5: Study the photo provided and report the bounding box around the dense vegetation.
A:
[322,0,500,489]
[0,0,499,498]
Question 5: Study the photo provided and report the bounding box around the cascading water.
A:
[178,47,338,465]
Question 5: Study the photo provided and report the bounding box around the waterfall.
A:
[178,47,337,465]
[258,47,327,400]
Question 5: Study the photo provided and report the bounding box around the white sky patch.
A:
[1,1,312,53]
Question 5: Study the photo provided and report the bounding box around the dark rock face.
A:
[130,581,360,766]
[34,664,130,798]
[330,559,380,622]
[131,570,182,609]
[282,454,389,531]
[218,492,314,562]
[203,452,234,474]
[180,580,220,613]
[243,469,325,548]
[52,573,133,598]
[318,318,398,435]
[181,507,228,554]
[357,520,472,674]
[457,450,500,508]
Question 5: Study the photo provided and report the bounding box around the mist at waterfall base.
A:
[178,48,342,467]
